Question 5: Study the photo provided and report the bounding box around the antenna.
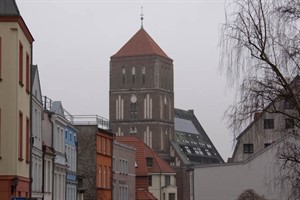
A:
[140,6,144,28]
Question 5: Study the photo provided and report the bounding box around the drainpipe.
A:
[29,43,33,199]
[49,112,55,200]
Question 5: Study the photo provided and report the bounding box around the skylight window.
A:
[205,149,211,156]
[185,146,192,154]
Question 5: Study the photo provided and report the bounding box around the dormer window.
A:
[146,157,153,167]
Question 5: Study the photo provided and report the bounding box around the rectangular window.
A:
[264,143,271,148]
[243,143,254,154]
[165,175,170,186]
[19,111,23,161]
[26,117,30,162]
[285,118,294,129]
[19,42,23,86]
[0,108,1,157]
[26,53,30,93]
[169,193,175,200]
[146,157,153,167]
[148,175,152,186]
[264,119,274,129]
[107,138,111,155]
[0,37,2,80]
[284,99,294,109]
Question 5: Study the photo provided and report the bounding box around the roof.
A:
[112,28,171,59]
[136,188,157,200]
[116,136,175,176]
[0,0,20,16]
[172,108,224,165]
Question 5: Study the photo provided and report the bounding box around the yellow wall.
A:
[0,21,31,178]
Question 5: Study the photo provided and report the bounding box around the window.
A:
[19,42,23,86]
[19,111,23,161]
[285,118,294,129]
[26,53,30,93]
[107,139,111,155]
[205,149,212,156]
[142,66,145,86]
[165,175,170,186]
[146,157,153,167]
[243,143,254,154]
[0,37,2,80]
[264,119,274,129]
[98,166,102,187]
[148,175,152,186]
[132,67,135,85]
[284,99,294,109]
[169,193,175,200]
[26,117,29,162]
[130,127,137,134]
[130,103,137,119]
[0,109,1,157]
[122,66,126,85]
[264,143,271,148]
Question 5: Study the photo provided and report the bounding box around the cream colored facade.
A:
[149,173,177,200]
[0,8,34,198]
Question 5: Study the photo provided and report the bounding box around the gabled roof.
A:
[111,28,171,59]
[0,0,20,16]
[136,188,158,200]
[116,136,175,176]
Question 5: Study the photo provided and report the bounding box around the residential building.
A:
[74,115,113,200]
[109,26,174,160]
[0,0,34,199]
[31,65,43,199]
[116,136,177,200]
[191,77,300,200]
[113,140,136,200]
[65,124,77,200]
[192,134,297,200]
[170,108,224,200]
[41,109,55,200]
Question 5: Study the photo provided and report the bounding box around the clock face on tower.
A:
[131,94,137,103]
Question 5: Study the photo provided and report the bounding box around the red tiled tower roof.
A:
[112,28,170,59]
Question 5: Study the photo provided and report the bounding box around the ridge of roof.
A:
[112,28,171,59]
[0,0,20,16]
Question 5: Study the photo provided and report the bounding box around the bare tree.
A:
[221,0,300,134]
[221,0,300,199]
[237,189,267,200]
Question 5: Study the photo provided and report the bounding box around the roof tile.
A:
[112,28,170,59]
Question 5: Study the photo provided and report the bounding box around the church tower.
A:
[109,26,174,159]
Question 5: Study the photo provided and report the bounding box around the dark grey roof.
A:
[172,108,224,165]
[31,65,37,85]
[0,0,20,16]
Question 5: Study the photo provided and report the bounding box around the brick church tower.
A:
[109,26,174,159]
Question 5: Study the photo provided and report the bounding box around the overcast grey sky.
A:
[17,0,234,160]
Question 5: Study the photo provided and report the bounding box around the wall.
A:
[193,137,295,200]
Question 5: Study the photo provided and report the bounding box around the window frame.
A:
[19,41,24,86]
[243,143,254,154]
[18,111,23,161]
[264,119,274,129]
[285,118,295,129]
[25,53,30,93]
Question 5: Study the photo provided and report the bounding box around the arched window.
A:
[132,67,135,85]
[142,66,146,86]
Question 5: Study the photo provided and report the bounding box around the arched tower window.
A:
[142,66,146,86]
[132,66,135,86]
[122,66,126,85]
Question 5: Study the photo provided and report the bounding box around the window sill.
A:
[26,89,30,94]
[19,82,24,87]
[26,160,30,164]
[18,158,24,162]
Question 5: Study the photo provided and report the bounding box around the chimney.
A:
[254,112,261,120]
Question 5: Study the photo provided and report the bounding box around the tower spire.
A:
[140,6,144,29]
